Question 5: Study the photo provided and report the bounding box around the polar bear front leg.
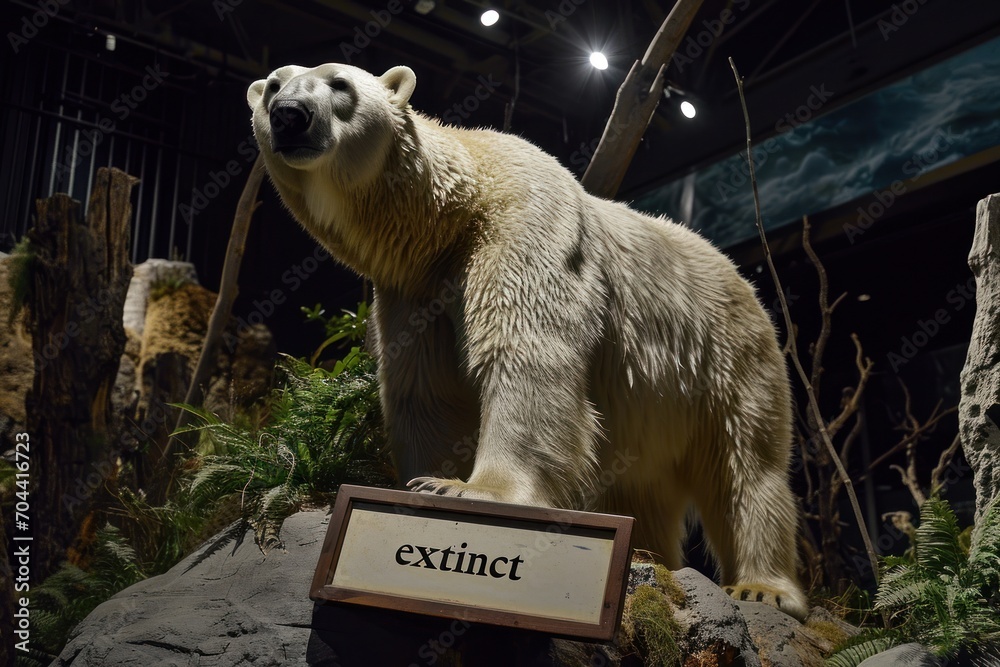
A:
[408,258,604,509]
[372,290,481,485]
[409,355,600,507]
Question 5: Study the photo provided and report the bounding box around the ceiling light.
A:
[414,0,435,15]
[589,52,608,70]
[680,100,696,119]
[481,9,499,26]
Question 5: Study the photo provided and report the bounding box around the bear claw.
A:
[407,476,465,496]
[724,583,807,621]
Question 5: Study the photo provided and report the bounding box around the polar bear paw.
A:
[407,476,503,501]
[723,583,808,622]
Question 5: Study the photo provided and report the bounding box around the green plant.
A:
[103,484,209,576]
[620,565,684,667]
[176,352,393,550]
[15,525,145,667]
[302,301,368,367]
[147,265,193,302]
[827,496,1000,666]
[6,236,36,325]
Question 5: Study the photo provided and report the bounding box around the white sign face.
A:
[311,485,634,640]
[332,504,613,624]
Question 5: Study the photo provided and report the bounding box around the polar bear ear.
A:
[247,79,266,109]
[380,66,416,109]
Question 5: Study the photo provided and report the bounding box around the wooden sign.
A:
[310,485,634,640]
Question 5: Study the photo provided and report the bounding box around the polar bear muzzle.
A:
[270,98,317,156]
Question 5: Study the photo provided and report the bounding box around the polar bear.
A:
[248,63,808,620]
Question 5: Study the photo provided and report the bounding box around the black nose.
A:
[270,99,313,143]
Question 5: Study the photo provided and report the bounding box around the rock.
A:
[857,642,941,666]
[122,259,198,337]
[55,511,852,667]
[54,510,330,666]
[55,509,544,667]
[672,568,761,667]
[737,600,852,667]
[960,193,1000,520]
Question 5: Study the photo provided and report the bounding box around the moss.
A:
[652,563,688,608]
[622,585,683,666]
[148,265,195,302]
[6,236,36,325]
[805,619,852,649]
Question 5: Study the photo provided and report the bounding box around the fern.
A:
[828,495,1000,666]
[826,635,900,667]
[16,526,146,667]
[176,350,393,550]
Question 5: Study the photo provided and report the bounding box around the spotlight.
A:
[664,84,698,120]
[589,51,608,70]
[481,9,499,26]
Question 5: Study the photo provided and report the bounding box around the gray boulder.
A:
[55,510,853,666]
[857,643,941,667]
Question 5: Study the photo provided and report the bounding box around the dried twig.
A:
[862,402,957,475]
[930,434,963,496]
[802,216,848,398]
[827,333,873,438]
[728,57,881,585]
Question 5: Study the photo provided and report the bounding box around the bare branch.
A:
[864,405,958,475]
[890,463,927,506]
[728,58,881,586]
[827,333,873,438]
[930,434,963,496]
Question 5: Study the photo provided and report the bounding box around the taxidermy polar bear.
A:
[248,63,807,620]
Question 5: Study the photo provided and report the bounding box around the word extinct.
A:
[396,542,525,580]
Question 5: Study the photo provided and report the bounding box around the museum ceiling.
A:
[8,0,1000,194]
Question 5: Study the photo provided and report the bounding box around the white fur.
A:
[248,63,808,620]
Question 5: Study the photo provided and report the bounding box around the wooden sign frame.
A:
[310,484,634,641]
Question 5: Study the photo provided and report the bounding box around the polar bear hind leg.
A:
[691,441,808,621]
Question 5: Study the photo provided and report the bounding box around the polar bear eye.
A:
[330,79,350,92]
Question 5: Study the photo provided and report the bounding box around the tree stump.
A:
[24,168,138,581]
[959,194,1000,521]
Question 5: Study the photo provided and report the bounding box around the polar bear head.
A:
[247,63,416,188]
